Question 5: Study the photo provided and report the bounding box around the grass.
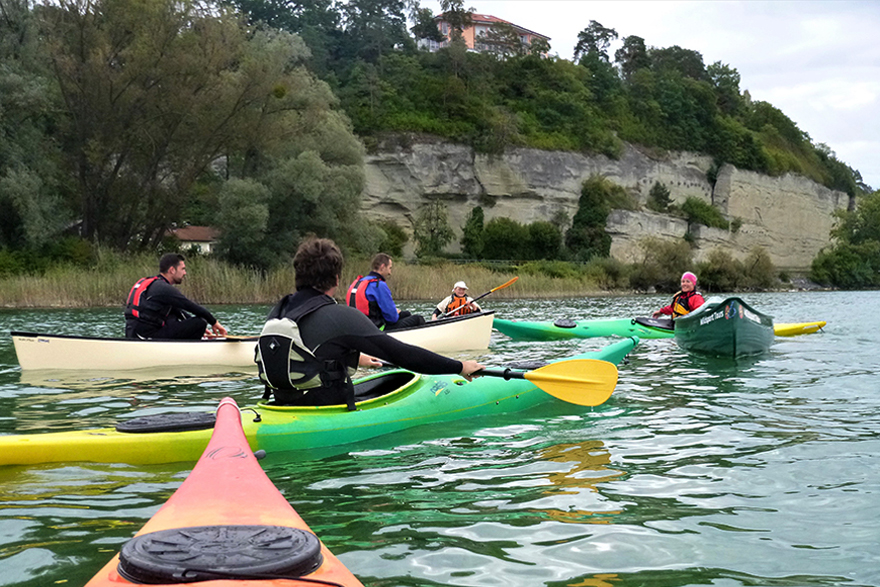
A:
[0,256,609,308]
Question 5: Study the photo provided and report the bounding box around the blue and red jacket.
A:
[346,272,398,328]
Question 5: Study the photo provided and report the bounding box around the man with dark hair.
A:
[346,252,425,330]
[124,253,227,339]
[260,238,483,407]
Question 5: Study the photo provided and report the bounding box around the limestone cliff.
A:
[361,137,850,271]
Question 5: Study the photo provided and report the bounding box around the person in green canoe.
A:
[653,271,705,318]
[256,238,484,408]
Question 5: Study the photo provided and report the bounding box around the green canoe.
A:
[0,337,637,467]
[494,317,674,341]
[674,297,774,357]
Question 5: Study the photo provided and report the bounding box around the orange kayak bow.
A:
[85,396,364,587]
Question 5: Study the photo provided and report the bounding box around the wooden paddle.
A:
[220,334,258,340]
[378,357,618,407]
[440,276,519,318]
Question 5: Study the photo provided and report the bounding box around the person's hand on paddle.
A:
[459,360,485,382]
[211,321,228,338]
[358,353,383,368]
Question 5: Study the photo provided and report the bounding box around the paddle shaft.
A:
[441,276,519,318]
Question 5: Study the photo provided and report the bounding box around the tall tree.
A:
[340,0,411,63]
[573,20,617,63]
[614,35,650,82]
[43,0,362,252]
[0,0,70,248]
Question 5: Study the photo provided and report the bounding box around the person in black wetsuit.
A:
[124,253,228,340]
[264,238,484,406]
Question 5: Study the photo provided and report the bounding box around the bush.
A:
[811,241,880,288]
[629,237,694,291]
[482,217,530,260]
[646,182,672,213]
[527,221,563,260]
[697,249,744,292]
[680,197,730,230]
[741,247,777,289]
[376,219,409,257]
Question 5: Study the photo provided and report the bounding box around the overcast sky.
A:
[420,0,880,191]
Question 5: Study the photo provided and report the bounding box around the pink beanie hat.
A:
[681,271,697,284]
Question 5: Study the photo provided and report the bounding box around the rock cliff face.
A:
[361,137,850,271]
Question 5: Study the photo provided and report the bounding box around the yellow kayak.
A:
[773,321,826,337]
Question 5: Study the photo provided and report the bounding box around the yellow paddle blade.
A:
[523,358,618,407]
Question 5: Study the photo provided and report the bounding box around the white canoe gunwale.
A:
[11,332,258,371]
[10,311,494,371]
[387,310,494,354]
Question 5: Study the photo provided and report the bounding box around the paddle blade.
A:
[523,359,618,407]
[490,276,519,293]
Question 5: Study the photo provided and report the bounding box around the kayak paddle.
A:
[378,357,618,407]
[441,276,519,318]
[477,358,618,407]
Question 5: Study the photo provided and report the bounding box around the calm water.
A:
[0,292,878,587]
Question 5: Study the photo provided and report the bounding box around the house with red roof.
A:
[423,13,550,54]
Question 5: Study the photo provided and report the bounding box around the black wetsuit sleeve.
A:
[325,333,462,375]
[148,281,217,324]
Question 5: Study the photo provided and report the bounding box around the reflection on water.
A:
[1,292,880,586]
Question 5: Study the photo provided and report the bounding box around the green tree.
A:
[461,206,484,258]
[482,217,529,260]
[339,0,412,63]
[527,221,562,260]
[647,182,671,213]
[0,0,70,248]
[565,175,619,261]
[412,201,454,257]
[615,35,650,82]
[409,6,444,43]
[573,20,617,62]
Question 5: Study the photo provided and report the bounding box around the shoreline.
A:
[0,257,832,310]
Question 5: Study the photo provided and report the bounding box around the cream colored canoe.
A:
[11,332,258,371]
[10,311,494,371]
[386,310,494,354]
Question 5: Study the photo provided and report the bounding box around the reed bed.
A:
[0,256,607,308]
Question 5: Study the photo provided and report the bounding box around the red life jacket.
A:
[124,276,167,326]
[445,294,476,316]
[346,275,382,324]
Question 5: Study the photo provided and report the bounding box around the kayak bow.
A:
[85,397,364,587]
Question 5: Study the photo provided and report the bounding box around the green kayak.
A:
[0,337,637,467]
[494,317,674,341]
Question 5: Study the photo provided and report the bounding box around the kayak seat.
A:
[633,316,674,331]
[553,319,577,328]
[116,412,216,434]
[354,371,417,402]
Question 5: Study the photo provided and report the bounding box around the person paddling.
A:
[653,271,705,318]
[432,281,481,320]
[124,253,227,340]
[258,238,483,408]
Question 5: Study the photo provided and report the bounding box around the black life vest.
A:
[256,293,357,411]
[346,275,384,328]
[124,276,169,327]
[671,290,703,318]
